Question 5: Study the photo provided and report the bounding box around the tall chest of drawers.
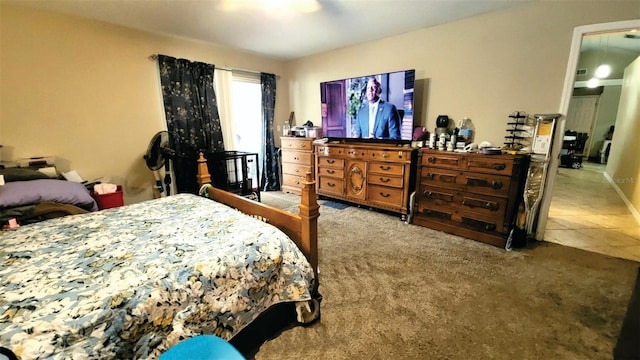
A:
[281,137,315,195]
[314,142,416,217]
[413,150,529,247]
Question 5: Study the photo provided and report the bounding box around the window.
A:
[232,72,262,188]
[213,70,263,189]
[231,74,262,156]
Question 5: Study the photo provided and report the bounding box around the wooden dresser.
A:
[281,137,315,195]
[314,142,416,217]
[413,150,529,247]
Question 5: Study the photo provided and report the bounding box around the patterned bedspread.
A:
[0,194,315,359]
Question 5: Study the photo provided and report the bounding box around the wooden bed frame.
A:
[196,152,320,288]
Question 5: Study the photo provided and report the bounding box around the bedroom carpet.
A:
[252,191,640,360]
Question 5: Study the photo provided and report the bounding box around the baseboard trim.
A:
[603,171,640,225]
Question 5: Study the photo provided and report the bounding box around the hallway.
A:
[544,161,640,262]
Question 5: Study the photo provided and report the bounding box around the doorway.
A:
[536,20,640,260]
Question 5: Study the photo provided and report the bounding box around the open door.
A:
[534,19,640,240]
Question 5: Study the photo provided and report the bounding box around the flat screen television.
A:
[320,69,415,142]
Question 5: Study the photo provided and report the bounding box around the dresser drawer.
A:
[459,192,507,218]
[464,157,514,176]
[283,174,307,189]
[283,163,313,177]
[281,150,313,165]
[317,166,344,178]
[418,185,507,219]
[368,174,403,188]
[281,138,313,151]
[317,156,344,168]
[318,176,344,195]
[316,146,345,157]
[421,153,463,169]
[345,147,368,159]
[420,167,511,197]
[415,202,504,234]
[368,161,404,176]
[369,149,411,162]
[367,184,404,208]
[460,172,511,197]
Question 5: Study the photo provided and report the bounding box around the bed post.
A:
[298,172,320,282]
[196,152,211,187]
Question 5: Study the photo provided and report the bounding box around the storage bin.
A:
[92,185,124,210]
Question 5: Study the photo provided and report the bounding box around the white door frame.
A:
[535,19,640,240]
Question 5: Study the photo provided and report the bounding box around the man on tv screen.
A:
[354,77,401,140]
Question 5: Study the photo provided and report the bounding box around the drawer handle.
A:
[491,181,503,190]
[485,224,496,231]
[327,169,335,174]
[327,159,335,164]
[426,173,435,179]
[295,169,299,173]
[424,190,433,198]
[379,177,390,183]
[382,153,389,158]
[300,144,307,148]
[427,157,436,163]
[295,180,300,185]
[380,165,391,171]
[327,182,335,187]
[494,164,506,171]
[294,157,299,160]
[379,192,391,198]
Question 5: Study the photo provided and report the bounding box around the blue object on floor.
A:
[160,335,245,360]
[321,200,349,210]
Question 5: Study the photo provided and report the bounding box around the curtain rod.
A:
[148,54,279,79]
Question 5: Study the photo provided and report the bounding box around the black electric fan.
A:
[143,131,175,197]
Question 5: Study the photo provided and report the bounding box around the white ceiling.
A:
[581,30,640,54]
[6,0,535,60]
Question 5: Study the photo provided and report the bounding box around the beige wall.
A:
[0,4,290,204]
[606,55,640,218]
[288,1,639,148]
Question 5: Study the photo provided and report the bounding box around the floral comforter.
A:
[0,194,314,359]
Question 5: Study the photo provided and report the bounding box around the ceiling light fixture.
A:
[595,64,611,78]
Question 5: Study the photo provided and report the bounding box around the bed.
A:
[0,153,320,359]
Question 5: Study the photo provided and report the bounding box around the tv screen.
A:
[320,69,415,141]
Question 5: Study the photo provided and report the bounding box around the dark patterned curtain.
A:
[157,55,225,194]
[260,73,280,191]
